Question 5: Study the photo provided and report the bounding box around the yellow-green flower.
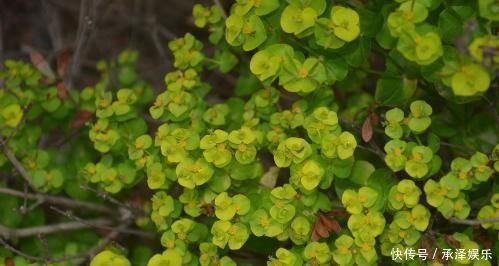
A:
[451,64,490,96]
[1,104,23,128]
[330,6,360,42]
[90,250,130,266]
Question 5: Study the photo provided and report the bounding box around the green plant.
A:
[0,0,498,265]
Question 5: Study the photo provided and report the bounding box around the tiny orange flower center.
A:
[394,148,402,157]
[458,171,468,180]
[239,143,247,152]
[242,25,254,34]
[412,153,422,161]
[260,217,270,227]
[404,11,414,21]
[217,143,226,151]
[396,194,404,202]
[298,67,309,78]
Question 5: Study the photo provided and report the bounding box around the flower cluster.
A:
[383,101,441,179]
[0,0,496,265]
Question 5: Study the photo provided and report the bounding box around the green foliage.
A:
[90,250,130,266]
[0,0,497,265]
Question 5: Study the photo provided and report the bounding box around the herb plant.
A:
[0,0,498,265]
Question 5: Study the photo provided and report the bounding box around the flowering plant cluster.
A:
[0,0,497,265]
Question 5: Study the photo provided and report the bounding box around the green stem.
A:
[353,67,402,79]
[414,134,423,145]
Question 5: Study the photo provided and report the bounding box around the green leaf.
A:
[367,168,396,212]
[234,73,260,96]
[376,22,397,49]
[332,157,355,178]
[375,76,416,106]
[350,160,375,186]
[438,9,463,42]
[358,8,383,37]
[325,57,348,81]
[427,133,440,153]
[346,37,371,67]
[281,6,317,36]
[214,50,238,73]
[0,195,23,227]
[91,250,131,266]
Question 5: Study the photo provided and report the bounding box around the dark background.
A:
[0,0,222,91]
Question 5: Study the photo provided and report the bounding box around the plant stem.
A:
[0,219,111,239]
[0,135,36,190]
[0,187,115,214]
[449,217,499,225]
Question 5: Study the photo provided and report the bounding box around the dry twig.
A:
[0,187,114,214]
[449,217,499,225]
[0,219,110,239]
[0,135,36,190]
[50,206,154,238]
[64,0,100,89]
[213,0,227,19]
[0,220,129,264]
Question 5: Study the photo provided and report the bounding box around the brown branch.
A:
[0,187,114,214]
[42,0,63,51]
[64,0,99,89]
[80,184,145,217]
[156,26,177,40]
[38,233,50,264]
[0,237,49,262]
[50,206,154,238]
[0,219,110,239]
[0,220,128,264]
[0,135,36,190]
[213,0,227,19]
[150,28,166,57]
[449,217,499,225]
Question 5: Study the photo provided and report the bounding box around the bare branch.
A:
[64,0,99,89]
[0,135,36,190]
[156,26,177,40]
[17,182,30,215]
[0,219,110,239]
[0,187,114,214]
[42,0,63,51]
[0,237,48,262]
[38,233,50,264]
[449,217,499,225]
[150,28,166,57]
[0,220,130,264]
[50,206,154,238]
[80,184,145,217]
[213,0,227,19]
